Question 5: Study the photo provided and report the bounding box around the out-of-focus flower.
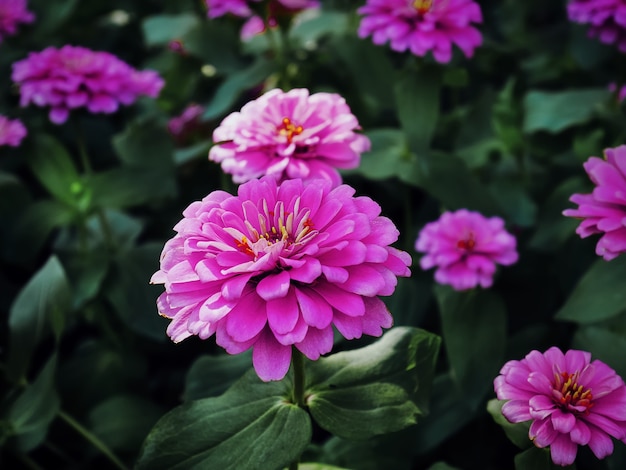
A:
[167,103,205,144]
[357,0,483,63]
[151,177,411,381]
[0,0,34,44]
[609,82,626,102]
[568,0,626,52]
[11,45,164,124]
[563,145,626,261]
[415,209,518,291]
[205,0,319,40]
[209,88,370,188]
[494,347,626,466]
[0,115,26,147]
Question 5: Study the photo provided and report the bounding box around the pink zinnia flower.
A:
[415,209,518,291]
[0,115,26,147]
[568,0,626,52]
[563,145,626,261]
[206,0,319,40]
[167,103,205,143]
[0,0,34,43]
[494,347,626,466]
[209,88,370,188]
[11,45,164,124]
[151,177,411,381]
[357,0,483,63]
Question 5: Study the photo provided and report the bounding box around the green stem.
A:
[291,348,306,408]
[17,453,44,470]
[58,410,128,470]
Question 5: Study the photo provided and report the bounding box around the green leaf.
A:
[289,11,349,44]
[487,399,531,450]
[306,327,441,440]
[184,352,253,401]
[112,119,174,169]
[298,464,350,470]
[7,257,71,381]
[523,89,609,134]
[202,58,277,120]
[572,326,626,379]
[137,370,311,470]
[395,66,441,153]
[26,135,81,206]
[142,14,200,47]
[174,140,212,166]
[182,22,245,74]
[514,447,572,470]
[353,129,408,180]
[88,395,164,453]
[7,355,60,452]
[489,179,537,227]
[555,256,626,324]
[435,287,507,410]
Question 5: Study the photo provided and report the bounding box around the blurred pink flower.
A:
[0,0,34,43]
[568,0,626,52]
[0,115,26,147]
[494,347,626,466]
[357,0,483,63]
[563,145,626,261]
[168,103,205,140]
[205,0,319,40]
[151,177,411,381]
[209,88,370,187]
[609,82,626,102]
[11,45,164,124]
[415,209,518,290]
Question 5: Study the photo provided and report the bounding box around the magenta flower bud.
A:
[0,0,34,44]
[0,115,26,147]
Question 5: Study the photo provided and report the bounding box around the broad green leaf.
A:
[184,352,253,401]
[89,167,177,208]
[572,326,626,379]
[486,399,531,450]
[489,179,537,227]
[7,355,60,452]
[137,370,311,470]
[26,135,81,206]
[30,0,78,33]
[174,140,212,166]
[514,447,571,470]
[555,256,626,324]
[306,327,441,440]
[395,66,441,153]
[7,257,71,381]
[523,89,609,134]
[88,395,164,453]
[112,119,174,169]
[352,129,409,180]
[202,58,277,120]
[182,22,245,74]
[435,286,507,410]
[142,14,200,47]
[60,249,110,309]
[289,11,349,44]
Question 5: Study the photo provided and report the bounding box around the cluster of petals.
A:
[568,0,626,52]
[167,103,205,143]
[209,88,370,188]
[205,0,319,39]
[357,0,483,63]
[0,115,26,147]
[0,0,34,44]
[494,347,626,466]
[151,177,411,382]
[415,209,518,291]
[11,45,164,124]
[563,145,626,261]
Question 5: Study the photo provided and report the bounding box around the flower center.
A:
[457,232,476,251]
[552,371,594,415]
[413,0,434,14]
[277,117,304,143]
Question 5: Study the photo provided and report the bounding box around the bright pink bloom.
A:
[205,0,319,39]
[0,115,26,147]
[209,88,370,188]
[415,209,518,291]
[563,146,626,261]
[151,177,411,381]
[568,0,626,52]
[0,0,34,43]
[357,0,483,63]
[11,45,164,124]
[494,347,626,466]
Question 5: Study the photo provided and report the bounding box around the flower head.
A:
[494,347,626,466]
[415,209,518,290]
[0,0,34,43]
[357,0,483,63]
[0,115,26,147]
[568,0,626,52]
[563,145,626,261]
[11,45,164,124]
[209,88,370,188]
[167,103,206,144]
[151,177,411,381]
